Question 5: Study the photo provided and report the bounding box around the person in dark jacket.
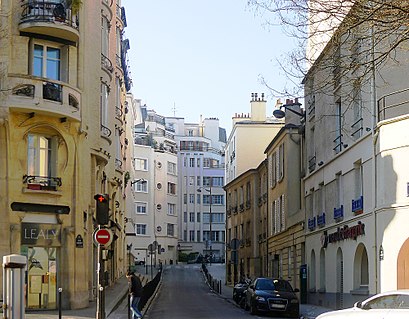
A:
[126,270,143,319]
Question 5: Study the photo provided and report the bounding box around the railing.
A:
[351,117,363,139]
[20,1,79,30]
[43,81,62,102]
[115,54,122,69]
[378,87,409,122]
[23,174,62,191]
[115,158,123,170]
[308,155,316,173]
[334,205,344,221]
[101,53,114,73]
[115,106,123,119]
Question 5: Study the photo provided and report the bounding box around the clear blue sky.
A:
[123,0,295,133]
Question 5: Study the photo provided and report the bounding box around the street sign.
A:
[93,228,113,247]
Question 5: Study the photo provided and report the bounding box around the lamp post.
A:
[198,177,212,265]
[273,98,305,120]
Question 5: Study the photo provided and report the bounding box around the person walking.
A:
[126,270,143,319]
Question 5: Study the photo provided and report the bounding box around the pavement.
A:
[202,263,333,319]
[16,263,332,319]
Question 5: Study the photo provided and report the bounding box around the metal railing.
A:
[20,1,79,30]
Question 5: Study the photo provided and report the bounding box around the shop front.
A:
[21,222,61,310]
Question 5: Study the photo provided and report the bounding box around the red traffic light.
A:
[94,194,108,203]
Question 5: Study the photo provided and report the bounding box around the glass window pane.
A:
[46,48,60,80]
[33,45,44,77]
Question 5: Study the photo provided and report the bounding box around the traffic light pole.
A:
[96,240,105,319]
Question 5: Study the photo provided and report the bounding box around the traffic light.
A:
[94,194,109,225]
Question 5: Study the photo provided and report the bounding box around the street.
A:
[109,264,298,319]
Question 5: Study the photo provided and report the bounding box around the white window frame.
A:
[134,158,148,171]
[135,224,147,235]
[135,202,147,214]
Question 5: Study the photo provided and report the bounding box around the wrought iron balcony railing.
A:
[23,174,62,191]
[20,1,79,30]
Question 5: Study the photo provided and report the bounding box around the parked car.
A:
[316,290,409,319]
[245,277,299,317]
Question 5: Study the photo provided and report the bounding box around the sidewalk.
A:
[24,265,153,319]
[204,263,332,319]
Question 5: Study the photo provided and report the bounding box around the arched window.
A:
[310,250,316,291]
[319,248,326,291]
[353,243,369,291]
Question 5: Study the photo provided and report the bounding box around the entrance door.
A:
[397,238,409,289]
[27,247,57,309]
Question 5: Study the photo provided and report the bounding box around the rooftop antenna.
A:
[172,102,177,116]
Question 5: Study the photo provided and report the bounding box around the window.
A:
[197,231,201,242]
[189,212,195,222]
[183,230,187,241]
[280,194,285,230]
[354,244,369,290]
[167,203,176,215]
[189,176,195,186]
[167,223,174,236]
[183,212,187,223]
[203,195,224,205]
[134,180,147,192]
[189,230,195,241]
[203,213,224,223]
[320,248,326,291]
[27,134,57,180]
[279,144,284,180]
[33,44,61,81]
[189,158,195,167]
[196,176,201,186]
[115,77,121,108]
[183,194,187,204]
[135,202,147,214]
[188,129,193,136]
[101,16,109,57]
[203,176,223,187]
[189,194,194,204]
[197,194,201,204]
[167,182,176,195]
[334,100,343,153]
[196,212,201,222]
[167,161,177,175]
[197,158,200,167]
[100,83,109,127]
[136,224,147,235]
[354,161,363,198]
[310,250,316,290]
[134,158,148,171]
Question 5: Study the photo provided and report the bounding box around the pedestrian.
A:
[126,270,143,319]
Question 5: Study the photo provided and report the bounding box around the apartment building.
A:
[225,93,284,184]
[0,0,130,309]
[166,116,226,260]
[126,103,179,266]
[303,3,409,309]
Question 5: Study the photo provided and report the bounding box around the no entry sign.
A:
[93,228,113,247]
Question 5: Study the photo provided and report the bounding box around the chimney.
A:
[250,92,266,122]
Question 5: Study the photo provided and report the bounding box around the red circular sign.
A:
[94,228,112,246]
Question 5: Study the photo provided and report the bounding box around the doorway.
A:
[397,238,409,289]
[26,247,57,309]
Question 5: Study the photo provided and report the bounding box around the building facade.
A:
[0,0,130,309]
[125,103,179,267]
[225,93,283,184]
[303,5,409,309]
[166,117,226,260]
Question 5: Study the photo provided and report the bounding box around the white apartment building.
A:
[125,101,179,266]
[303,4,409,310]
[225,93,284,184]
[166,116,227,261]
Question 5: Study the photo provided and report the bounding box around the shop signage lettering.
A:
[21,223,61,246]
[321,222,365,248]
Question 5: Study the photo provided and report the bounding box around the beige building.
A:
[225,93,284,184]
[265,99,305,292]
[225,160,269,284]
[0,0,130,309]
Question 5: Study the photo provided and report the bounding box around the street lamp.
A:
[198,178,213,265]
[273,98,305,119]
[130,178,145,186]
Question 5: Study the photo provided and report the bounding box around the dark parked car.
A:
[245,277,299,317]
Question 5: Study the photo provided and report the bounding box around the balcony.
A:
[317,213,326,227]
[378,87,409,122]
[19,1,79,43]
[101,53,114,75]
[308,155,316,173]
[23,174,62,191]
[8,75,81,122]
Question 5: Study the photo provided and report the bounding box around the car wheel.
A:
[250,302,258,315]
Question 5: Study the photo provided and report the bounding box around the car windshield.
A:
[255,279,293,292]
[363,294,409,309]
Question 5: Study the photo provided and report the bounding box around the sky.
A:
[123,0,296,133]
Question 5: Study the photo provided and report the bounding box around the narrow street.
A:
[109,264,295,319]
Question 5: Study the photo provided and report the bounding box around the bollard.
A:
[219,280,222,294]
[58,288,63,319]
